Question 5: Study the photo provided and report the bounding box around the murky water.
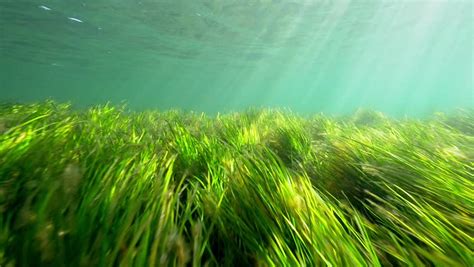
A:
[0,0,472,115]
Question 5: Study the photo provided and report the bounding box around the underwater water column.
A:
[0,0,472,115]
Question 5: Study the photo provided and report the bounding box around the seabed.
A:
[0,102,472,266]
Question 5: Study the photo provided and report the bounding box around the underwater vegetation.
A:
[0,101,472,266]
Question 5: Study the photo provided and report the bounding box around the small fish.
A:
[39,5,51,11]
[68,17,83,23]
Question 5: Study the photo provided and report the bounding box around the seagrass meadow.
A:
[0,101,472,266]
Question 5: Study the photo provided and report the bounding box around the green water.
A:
[0,0,472,116]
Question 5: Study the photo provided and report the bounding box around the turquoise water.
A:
[0,0,472,116]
